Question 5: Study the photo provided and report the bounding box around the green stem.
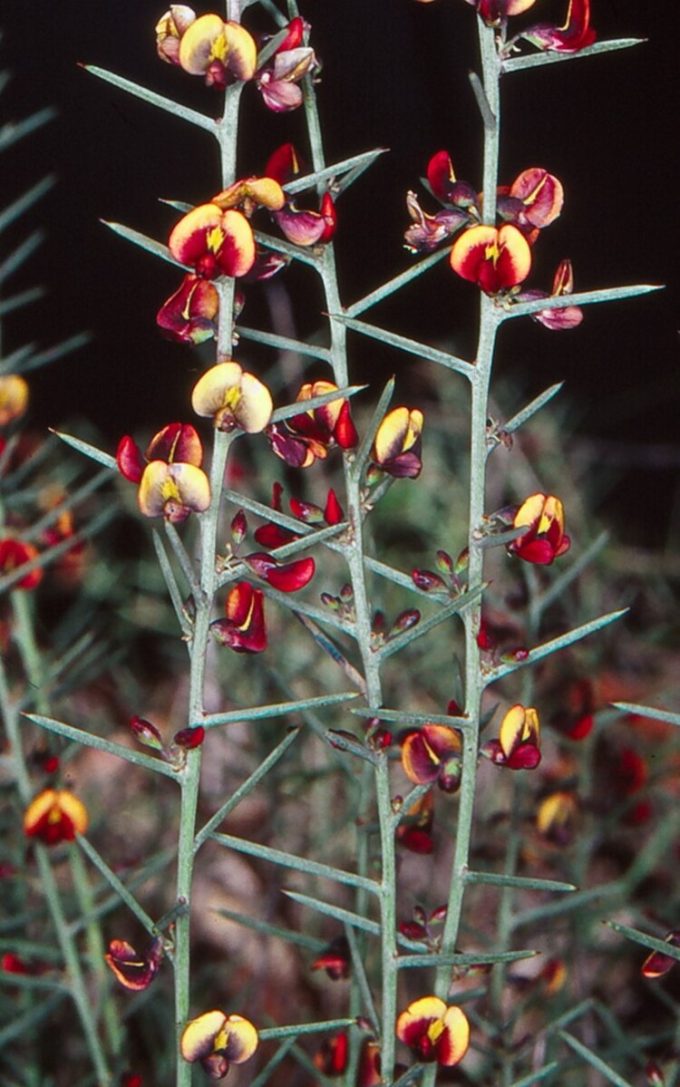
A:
[298,47,397,1081]
[0,594,112,1084]
[173,78,242,1087]
[430,14,502,1046]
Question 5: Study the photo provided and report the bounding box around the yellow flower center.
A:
[210,31,229,64]
[206,225,225,254]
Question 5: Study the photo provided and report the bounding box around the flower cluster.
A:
[156,9,318,107]
[415,0,596,56]
[406,150,582,315]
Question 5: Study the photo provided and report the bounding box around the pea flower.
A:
[484,704,541,769]
[155,6,196,64]
[168,204,255,280]
[536,791,578,845]
[396,996,470,1067]
[400,724,462,792]
[396,790,435,854]
[211,176,285,217]
[314,1032,348,1077]
[23,788,88,845]
[450,223,532,294]
[0,374,29,426]
[181,1010,258,1080]
[256,17,319,113]
[498,167,564,235]
[265,142,337,246]
[244,552,316,592]
[506,493,571,565]
[177,15,257,87]
[138,461,210,523]
[267,381,358,468]
[105,937,164,991]
[405,150,478,253]
[641,932,680,980]
[156,274,219,344]
[0,538,42,590]
[371,407,424,478]
[117,421,203,482]
[192,362,273,434]
[519,259,584,330]
[211,581,267,653]
[311,936,351,980]
[521,0,596,54]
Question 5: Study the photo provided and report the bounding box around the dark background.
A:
[1,1,678,544]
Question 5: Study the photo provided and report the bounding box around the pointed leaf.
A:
[558,1030,634,1087]
[486,609,628,685]
[0,287,44,317]
[18,333,91,375]
[504,284,663,322]
[332,314,475,379]
[0,107,55,153]
[397,948,537,969]
[606,920,680,965]
[211,832,379,895]
[259,1019,355,1042]
[23,714,179,780]
[283,890,380,935]
[237,324,332,362]
[284,148,387,198]
[0,176,55,234]
[213,907,324,952]
[77,836,157,936]
[202,692,358,730]
[613,702,680,729]
[52,431,117,470]
[466,871,576,891]
[194,728,301,850]
[84,65,215,130]
[504,38,646,74]
[378,588,484,661]
[294,612,366,692]
[152,530,192,636]
[509,1064,563,1087]
[346,249,449,318]
[102,221,180,266]
[504,382,564,435]
[0,231,44,286]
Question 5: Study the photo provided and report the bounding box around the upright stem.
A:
[3,592,112,1085]
[173,80,242,1087]
[299,44,400,1078]
[433,15,502,1002]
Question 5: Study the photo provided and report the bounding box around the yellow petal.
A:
[181,1010,227,1062]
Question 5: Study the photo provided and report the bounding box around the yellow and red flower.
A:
[156,274,219,344]
[181,1010,258,1080]
[23,788,88,845]
[177,15,257,87]
[404,150,478,253]
[0,374,29,426]
[507,493,570,565]
[522,0,596,54]
[536,791,578,845]
[137,461,210,523]
[105,937,164,991]
[484,704,541,770]
[155,5,196,64]
[0,538,42,590]
[267,381,358,468]
[396,790,435,854]
[117,422,203,484]
[191,362,273,434]
[401,724,462,793]
[396,995,470,1067]
[211,581,267,653]
[451,223,531,295]
[641,932,680,981]
[168,204,255,280]
[371,407,424,479]
[499,167,564,235]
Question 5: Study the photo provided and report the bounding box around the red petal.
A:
[324,488,344,525]
[116,436,144,483]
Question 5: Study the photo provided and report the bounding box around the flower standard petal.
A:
[192,362,273,433]
[509,168,564,229]
[181,1010,228,1063]
[105,937,164,991]
[451,223,531,293]
[372,407,424,478]
[147,422,203,466]
[438,1006,471,1066]
[138,462,210,523]
[0,374,29,425]
[223,22,257,81]
[23,788,88,845]
[211,582,267,653]
[397,996,470,1067]
[169,205,255,279]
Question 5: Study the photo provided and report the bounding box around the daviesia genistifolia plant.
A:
[5,2,680,1086]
